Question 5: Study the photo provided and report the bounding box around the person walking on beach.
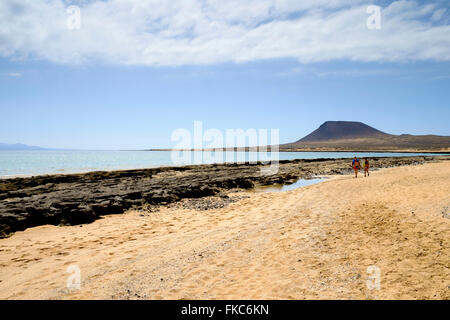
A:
[364,158,370,177]
[352,157,360,178]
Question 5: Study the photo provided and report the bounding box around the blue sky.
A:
[1,0,449,149]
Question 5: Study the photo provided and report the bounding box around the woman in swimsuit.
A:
[364,158,370,177]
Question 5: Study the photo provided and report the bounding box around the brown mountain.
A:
[281,121,450,152]
[298,121,387,142]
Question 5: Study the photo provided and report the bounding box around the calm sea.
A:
[0,150,444,178]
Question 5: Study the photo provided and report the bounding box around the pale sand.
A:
[0,162,449,300]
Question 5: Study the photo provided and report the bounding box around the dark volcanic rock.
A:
[0,156,447,237]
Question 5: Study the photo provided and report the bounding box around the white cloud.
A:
[0,0,449,66]
[6,72,22,77]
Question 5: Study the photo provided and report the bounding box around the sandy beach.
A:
[0,161,449,300]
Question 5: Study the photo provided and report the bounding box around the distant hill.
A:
[281,121,450,152]
[0,143,46,151]
[298,121,387,142]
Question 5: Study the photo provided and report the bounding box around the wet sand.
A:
[0,161,449,300]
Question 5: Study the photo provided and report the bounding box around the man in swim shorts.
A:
[352,157,360,178]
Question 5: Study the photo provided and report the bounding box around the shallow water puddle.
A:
[253,178,324,193]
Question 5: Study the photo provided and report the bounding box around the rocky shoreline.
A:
[0,156,448,238]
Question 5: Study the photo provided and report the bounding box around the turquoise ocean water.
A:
[0,150,445,177]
